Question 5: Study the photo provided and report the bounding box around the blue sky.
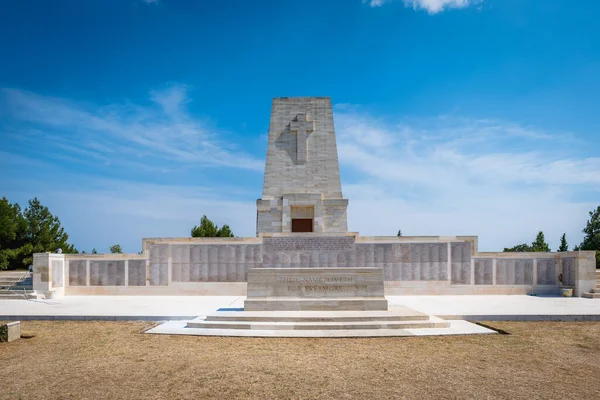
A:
[1,0,599,253]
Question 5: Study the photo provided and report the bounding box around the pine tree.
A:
[579,206,600,267]
[531,231,550,252]
[0,197,27,270]
[558,233,568,252]
[217,224,234,237]
[504,243,533,252]
[0,197,77,268]
[191,215,219,237]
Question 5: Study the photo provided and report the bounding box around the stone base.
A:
[245,267,388,311]
[184,306,450,337]
[244,297,388,311]
[0,321,20,342]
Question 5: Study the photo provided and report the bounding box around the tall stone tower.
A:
[256,97,349,235]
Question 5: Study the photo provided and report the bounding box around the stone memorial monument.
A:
[257,97,348,234]
[33,96,598,335]
[186,98,450,335]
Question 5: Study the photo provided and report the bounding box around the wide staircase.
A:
[583,270,600,299]
[0,271,35,300]
[185,307,450,337]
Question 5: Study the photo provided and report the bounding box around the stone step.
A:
[205,310,430,323]
[582,292,600,299]
[0,282,32,286]
[244,297,389,312]
[188,319,449,330]
[0,293,36,300]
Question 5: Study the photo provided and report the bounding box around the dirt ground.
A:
[1,321,599,400]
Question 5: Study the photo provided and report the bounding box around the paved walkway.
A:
[1,295,599,321]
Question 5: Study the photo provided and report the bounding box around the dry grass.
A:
[1,321,599,400]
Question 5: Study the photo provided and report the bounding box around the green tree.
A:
[504,243,533,252]
[0,197,77,269]
[109,244,123,254]
[22,198,77,266]
[531,231,551,252]
[0,197,27,270]
[504,231,551,253]
[217,224,234,238]
[579,206,600,268]
[397,230,402,237]
[557,233,568,252]
[91,248,98,254]
[191,215,234,238]
[191,215,218,237]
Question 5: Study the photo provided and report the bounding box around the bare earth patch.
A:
[1,321,599,400]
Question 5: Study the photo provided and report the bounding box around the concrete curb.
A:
[2,314,600,322]
[0,315,196,321]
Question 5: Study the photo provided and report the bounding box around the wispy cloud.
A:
[366,0,482,14]
[0,86,264,172]
[334,107,599,251]
[2,86,596,253]
[1,174,257,253]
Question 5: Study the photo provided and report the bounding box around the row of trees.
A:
[3,195,597,269]
[1,197,237,270]
[503,206,600,267]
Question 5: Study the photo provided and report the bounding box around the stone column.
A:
[573,251,596,297]
[446,243,452,283]
[33,253,65,298]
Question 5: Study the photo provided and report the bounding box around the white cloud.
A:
[334,108,599,251]
[366,0,482,14]
[0,86,264,172]
[2,86,596,253]
[0,170,257,253]
[366,0,390,6]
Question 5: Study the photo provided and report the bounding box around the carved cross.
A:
[289,113,315,164]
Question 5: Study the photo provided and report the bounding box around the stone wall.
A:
[33,235,597,297]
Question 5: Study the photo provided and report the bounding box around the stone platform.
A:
[180,306,452,337]
[176,268,460,337]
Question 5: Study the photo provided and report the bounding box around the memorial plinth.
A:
[244,268,388,311]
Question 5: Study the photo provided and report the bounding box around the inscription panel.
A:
[247,267,384,299]
[536,259,557,285]
[51,260,64,287]
[496,259,533,285]
[263,237,355,252]
[474,259,493,285]
[562,257,576,286]
[69,260,87,286]
[89,261,125,286]
[128,260,146,286]
[451,243,471,284]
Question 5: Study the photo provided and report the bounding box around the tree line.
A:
[2,196,598,270]
[0,197,236,270]
[502,206,600,267]
[0,197,77,270]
